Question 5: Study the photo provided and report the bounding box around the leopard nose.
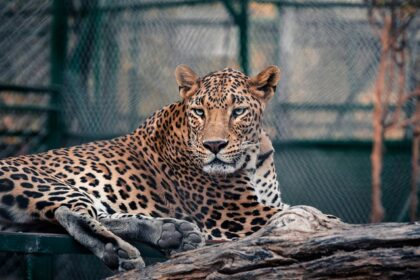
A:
[203,140,228,154]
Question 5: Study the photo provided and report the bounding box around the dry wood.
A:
[370,12,390,223]
[367,1,418,223]
[110,207,420,279]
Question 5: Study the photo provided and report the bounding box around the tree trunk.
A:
[109,207,420,279]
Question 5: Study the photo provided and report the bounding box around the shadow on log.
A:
[110,207,420,279]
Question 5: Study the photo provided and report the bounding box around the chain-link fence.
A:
[63,0,240,142]
[0,0,54,158]
[1,0,419,278]
[0,1,419,277]
[1,0,419,221]
[59,0,419,144]
[68,0,417,224]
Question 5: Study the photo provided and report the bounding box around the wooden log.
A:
[110,207,420,279]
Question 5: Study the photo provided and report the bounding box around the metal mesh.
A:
[64,1,238,140]
[277,145,411,223]
[0,91,51,158]
[0,0,418,216]
[0,1,52,158]
[0,1,51,86]
[61,1,419,143]
[0,0,419,277]
[250,2,419,141]
[60,0,419,223]
[54,255,114,280]
[248,1,418,223]
[0,0,418,221]
[0,253,25,280]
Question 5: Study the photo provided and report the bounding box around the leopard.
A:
[0,65,289,271]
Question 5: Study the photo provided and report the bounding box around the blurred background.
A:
[0,0,419,277]
[1,0,419,223]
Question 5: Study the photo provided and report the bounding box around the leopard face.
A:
[175,65,280,176]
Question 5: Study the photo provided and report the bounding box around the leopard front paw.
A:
[103,241,145,272]
[156,218,205,254]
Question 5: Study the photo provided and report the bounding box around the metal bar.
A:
[0,84,59,95]
[93,2,104,134]
[278,103,397,111]
[221,0,240,24]
[264,122,372,129]
[1,0,220,18]
[4,0,416,17]
[49,0,68,149]
[255,0,419,8]
[0,131,43,137]
[0,232,90,255]
[25,254,53,280]
[0,232,166,259]
[239,0,250,74]
[118,18,234,27]
[272,139,412,150]
[0,104,58,113]
[50,0,68,91]
[25,254,34,280]
[274,4,282,69]
[80,0,220,14]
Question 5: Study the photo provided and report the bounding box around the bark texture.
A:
[109,207,420,279]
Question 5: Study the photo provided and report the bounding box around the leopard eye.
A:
[232,107,247,118]
[192,108,205,118]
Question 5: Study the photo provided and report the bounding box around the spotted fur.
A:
[0,65,286,270]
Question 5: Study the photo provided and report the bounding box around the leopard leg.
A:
[55,206,145,271]
[99,213,205,254]
[0,167,144,272]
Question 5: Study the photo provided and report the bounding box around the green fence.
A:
[0,84,61,156]
[0,232,166,280]
[0,0,420,222]
[0,0,419,278]
[1,0,418,223]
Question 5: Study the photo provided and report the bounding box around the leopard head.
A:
[175,65,280,176]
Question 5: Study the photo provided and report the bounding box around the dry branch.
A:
[367,1,418,223]
[410,98,420,221]
[110,208,420,279]
[370,12,390,223]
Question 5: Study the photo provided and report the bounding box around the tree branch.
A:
[109,208,420,279]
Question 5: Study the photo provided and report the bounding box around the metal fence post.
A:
[221,0,249,74]
[49,0,68,149]
[25,254,53,280]
[239,0,249,74]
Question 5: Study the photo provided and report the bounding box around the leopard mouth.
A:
[212,158,234,165]
[203,158,236,175]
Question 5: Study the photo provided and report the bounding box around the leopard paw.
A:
[156,218,205,254]
[103,242,145,272]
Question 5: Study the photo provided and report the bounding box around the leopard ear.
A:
[175,64,199,99]
[249,66,281,104]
